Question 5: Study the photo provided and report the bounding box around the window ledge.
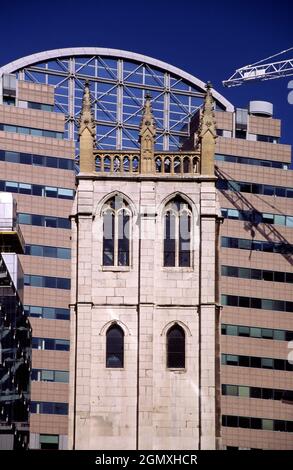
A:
[162,267,193,272]
[101,266,131,272]
[168,368,186,373]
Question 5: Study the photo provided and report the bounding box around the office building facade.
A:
[0,72,75,449]
[0,48,292,449]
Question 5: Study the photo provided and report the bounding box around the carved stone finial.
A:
[78,81,96,140]
[199,83,217,139]
[139,93,156,174]
[198,82,217,175]
[78,81,96,173]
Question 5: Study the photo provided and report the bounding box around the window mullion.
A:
[175,213,179,267]
[114,211,118,266]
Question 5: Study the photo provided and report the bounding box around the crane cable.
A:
[239,46,293,70]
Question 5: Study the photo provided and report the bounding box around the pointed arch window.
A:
[106,324,124,368]
[167,324,185,368]
[163,196,191,267]
[102,195,131,266]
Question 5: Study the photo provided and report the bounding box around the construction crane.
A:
[223,46,293,87]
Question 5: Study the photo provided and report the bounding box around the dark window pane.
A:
[32,155,43,166]
[227,295,238,306]
[221,237,229,248]
[226,416,238,427]
[167,325,185,368]
[19,153,32,164]
[57,248,71,259]
[251,183,261,194]
[251,269,261,280]
[44,217,57,228]
[43,246,56,257]
[103,211,114,266]
[274,389,284,400]
[30,402,37,413]
[239,417,250,428]
[285,331,293,341]
[179,213,191,267]
[30,245,43,256]
[239,296,249,307]
[118,211,129,266]
[262,328,273,339]
[31,214,43,227]
[239,355,249,367]
[261,358,273,369]
[250,387,261,398]
[42,403,54,414]
[263,270,273,281]
[274,420,286,432]
[31,370,38,381]
[286,361,293,371]
[106,325,124,368]
[274,359,285,371]
[262,388,273,399]
[250,357,261,368]
[238,326,250,337]
[164,212,176,267]
[286,421,293,432]
[47,157,58,168]
[55,340,69,351]
[251,418,262,430]
[251,298,261,309]
[227,266,238,277]
[275,187,286,197]
[57,278,70,290]
[44,339,55,350]
[226,325,238,336]
[44,277,56,288]
[54,403,68,415]
[31,185,43,196]
[274,271,285,283]
[263,185,274,196]
[58,218,70,229]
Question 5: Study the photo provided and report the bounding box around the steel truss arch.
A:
[0,47,233,153]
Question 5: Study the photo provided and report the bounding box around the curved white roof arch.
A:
[0,47,234,112]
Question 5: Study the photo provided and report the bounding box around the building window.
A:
[106,324,124,368]
[39,434,59,450]
[30,401,68,415]
[102,196,131,267]
[167,324,185,368]
[25,305,70,320]
[163,196,191,267]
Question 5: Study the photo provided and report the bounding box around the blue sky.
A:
[1,0,292,151]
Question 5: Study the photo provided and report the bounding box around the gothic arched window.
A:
[106,324,124,368]
[167,324,185,368]
[102,195,131,267]
[163,196,191,267]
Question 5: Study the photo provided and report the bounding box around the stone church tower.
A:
[68,82,222,450]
